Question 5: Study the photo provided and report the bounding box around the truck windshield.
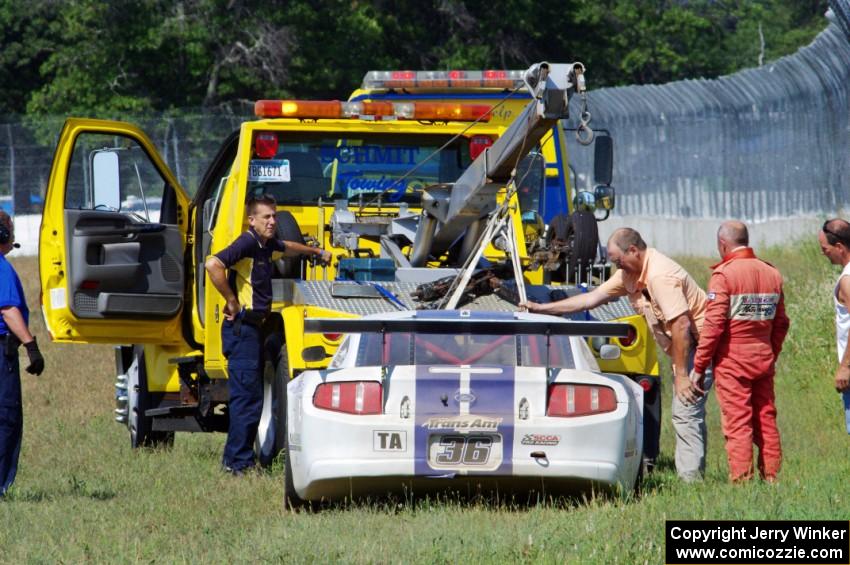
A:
[353,332,575,368]
[247,132,472,206]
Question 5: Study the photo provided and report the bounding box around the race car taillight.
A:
[313,381,382,415]
[254,99,492,122]
[547,384,617,417]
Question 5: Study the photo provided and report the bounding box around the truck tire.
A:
[274,211,306,278]
[256,344,287,467]
[633,452,644,496]
[547,212,599,283]
[635,375,661,473]
[567,212,599,266]
[127,345,174,449]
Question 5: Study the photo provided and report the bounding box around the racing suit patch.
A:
[728,293,779,320]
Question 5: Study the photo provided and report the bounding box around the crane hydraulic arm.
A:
[409,62,587,267]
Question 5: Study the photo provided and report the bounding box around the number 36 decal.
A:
[428,435,501,470]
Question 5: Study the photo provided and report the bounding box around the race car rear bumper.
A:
[289,407,640,501]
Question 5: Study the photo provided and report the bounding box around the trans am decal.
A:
[421,416,502,431]
[414,364,514,476]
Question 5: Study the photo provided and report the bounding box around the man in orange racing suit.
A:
[691,221,790,482]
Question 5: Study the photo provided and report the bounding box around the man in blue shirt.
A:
[205,194,331,475]
[0,211,44,497]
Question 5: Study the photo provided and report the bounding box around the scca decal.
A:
[521,433,560,446]
[373,430,407,452]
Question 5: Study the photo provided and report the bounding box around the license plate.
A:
[248,159,290,182]
[427,434,503,471]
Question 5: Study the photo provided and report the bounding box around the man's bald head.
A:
[822,218,850,247]
[608,227,647,253]
[717,221,748,247]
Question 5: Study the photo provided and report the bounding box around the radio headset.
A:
[0,223,21,249]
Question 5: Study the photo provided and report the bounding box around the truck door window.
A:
[65,133,169,223]
[66,133,168,223]
[246,132,471,206]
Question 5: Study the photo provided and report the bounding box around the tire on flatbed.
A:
[547,211,599,283]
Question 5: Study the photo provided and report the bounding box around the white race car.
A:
[284,310,644,507]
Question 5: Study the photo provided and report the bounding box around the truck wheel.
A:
[274,211,306,278]
[127,345,174,449]
[636,375,661,473]
[256,344,287,467]
[633,452,644,496]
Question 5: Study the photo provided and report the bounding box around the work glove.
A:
[24,337,44,376]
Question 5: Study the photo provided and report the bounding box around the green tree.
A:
[9,0,832,117]
[0,1,61,116]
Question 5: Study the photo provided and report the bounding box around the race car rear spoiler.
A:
[304,317,631,337]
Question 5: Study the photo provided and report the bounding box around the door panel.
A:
[65,210,184,318]
[40,119,190,344]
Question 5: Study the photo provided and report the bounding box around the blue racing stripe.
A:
[415,365,460,476]
[414,364,515,476]
[469,366,514,475]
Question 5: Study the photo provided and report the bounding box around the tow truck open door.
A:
[39,119,191,344]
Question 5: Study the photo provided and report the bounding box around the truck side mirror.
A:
[593,135,613,187]
[594,185,615,211]
[302,345,331,363]
[92,150,121,211]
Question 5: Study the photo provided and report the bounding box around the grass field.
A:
[2,240,849,563]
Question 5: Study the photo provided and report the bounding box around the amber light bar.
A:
[254,99,492,122]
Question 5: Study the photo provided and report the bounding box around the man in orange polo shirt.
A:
[691,221,789,482]
[523,227,711,482]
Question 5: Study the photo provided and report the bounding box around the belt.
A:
[0,333,19,354]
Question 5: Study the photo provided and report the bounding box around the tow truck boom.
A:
[409,62,586,266]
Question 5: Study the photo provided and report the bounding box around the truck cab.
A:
[39,63,660,468]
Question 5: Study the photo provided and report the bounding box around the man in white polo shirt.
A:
[818,218,850,434]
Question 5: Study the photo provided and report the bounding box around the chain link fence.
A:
[562,3,850,253]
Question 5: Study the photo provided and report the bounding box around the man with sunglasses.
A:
[522,227,710,482]
[818,218,850,435]
[690,221,789,482]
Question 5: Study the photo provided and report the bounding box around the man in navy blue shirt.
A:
[205,194,330,475]
[0,211,44,497]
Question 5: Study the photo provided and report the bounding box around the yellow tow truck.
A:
[39,62,660,467]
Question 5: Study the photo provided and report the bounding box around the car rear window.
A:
[353,332,575,368]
